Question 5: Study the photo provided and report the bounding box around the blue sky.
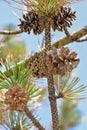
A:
[0,0,87,130]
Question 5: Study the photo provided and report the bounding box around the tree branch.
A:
[0,25,87,79]
[76,37,87,42]
[53,25,87,48]
[0,30,22,35]
[24,107,45,130]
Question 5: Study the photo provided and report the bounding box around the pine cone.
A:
[28,52,46,78]
[18,12,44,35]
[46,47,80,76]
[5,85,28,111]
[52,7,76,31]
[18,7,76,34]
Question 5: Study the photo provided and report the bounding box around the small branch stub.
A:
[0,30,22,35]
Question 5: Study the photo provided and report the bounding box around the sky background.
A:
[0,0,87,130]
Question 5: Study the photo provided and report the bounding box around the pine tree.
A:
[0,0,87,130]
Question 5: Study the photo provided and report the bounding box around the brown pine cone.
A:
[5,85,28,111]
[52,7,76,31]
[46,47,80,76]
[18,11,44,35]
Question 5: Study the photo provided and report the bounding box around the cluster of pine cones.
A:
[18,7,76,34]
[5,85,28,111]
[46,47,80,76]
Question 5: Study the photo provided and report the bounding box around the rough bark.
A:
[44,20,60,130]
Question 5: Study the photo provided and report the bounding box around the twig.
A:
[55,93,64,99]
[24,107,45,130]
[0,30,22,35]
[63,27,70,36]
[76,37,87,42]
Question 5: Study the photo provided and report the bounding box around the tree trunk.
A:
[44,19,60,130]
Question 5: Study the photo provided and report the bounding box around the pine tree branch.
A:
[76,37,87,42]
[0,26,87,79]
[0,30,22,35]
[44,20,60,130]
[53,25,87,48]
[24,107,45,130]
